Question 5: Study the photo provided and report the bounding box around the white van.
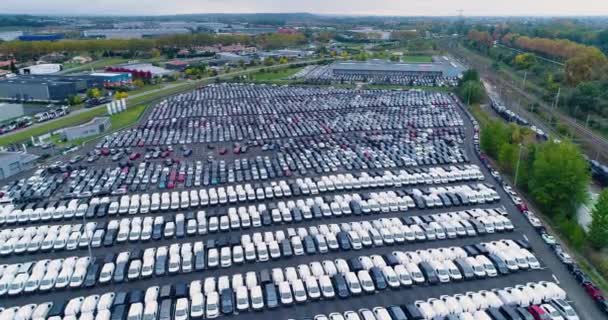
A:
[150,193,160,212]
[160,193,170,211]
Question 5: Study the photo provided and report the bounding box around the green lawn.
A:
[111,104,147,129]
[248,67,303,82]
[401,55,433,63]
[1,107,108,146]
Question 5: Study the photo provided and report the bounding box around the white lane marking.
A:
[523,235,529,242]
[552,274,560,284]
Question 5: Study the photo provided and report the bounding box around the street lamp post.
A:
[514,143,523,187]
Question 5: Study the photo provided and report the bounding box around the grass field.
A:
[247,67,303,83]
[1,107,108,146]
[400,55,433,63]
[111,104,147,129]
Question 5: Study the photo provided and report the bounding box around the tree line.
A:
[468,29,608,86]
[0,33,308,61]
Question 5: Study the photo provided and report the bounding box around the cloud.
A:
[0,0,607,16]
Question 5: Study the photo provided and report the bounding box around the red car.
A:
[101,148,110,156]
[517,202,528,213]
[528,305,550,320]
[129,152,141,161]
[584,283,605,301]
[219,148,228,155]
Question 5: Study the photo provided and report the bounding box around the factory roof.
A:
[331,58,466,77]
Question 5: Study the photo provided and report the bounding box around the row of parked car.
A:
[0,202,520,295]
[147,85,454,119]
[308,282,575,320]
[296,65,460,87]
[0,175,499,228]
[0,240,548,320]
[0,200,513,261]
[6,130,469,202]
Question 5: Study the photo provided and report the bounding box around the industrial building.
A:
[0,151,39,180]
[19,64,63,75]
[297,56,467,87]
[330,58,466,78]
[62,116,111,141]
[0,74,105,102]
[89,72,132,87]
[18,34,64,42]
[82,28,190,39]
[0,103,24,122]
[106,63,175,78]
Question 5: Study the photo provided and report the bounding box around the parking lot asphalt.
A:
[1,85,605,319]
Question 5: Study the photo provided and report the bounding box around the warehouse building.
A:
[0,103,24,122]
[89,72,132,87]
[19,63,63,75]
[330,58,465,78]
[106,63,175,79]
[0,151,39,180]
[62,117,111,141]
[82,28,190,39]
[0,75,105,102]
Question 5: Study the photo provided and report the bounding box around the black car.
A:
[221,288,234,314]
[336,231,351,250]
[419,261,439,285]
[84,263,100,288]
[332,274,350,298]
[264,283,279,309]
[369,267,388,290]
[348,258,364,272]
[303,235,316,254]
[387,306,408,320]
[488,254,510,275]
[402,303,424,320]
[453,258,475,280]
[155,253,167,276]
[160,284,173,300]
[281,239,293,257]
[110,304,127,320]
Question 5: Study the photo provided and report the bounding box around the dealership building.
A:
[0,74,107,102]
[330,58,466,78]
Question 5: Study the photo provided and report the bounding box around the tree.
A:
[589,189,608,249]
[67,95,83,106]
[132,79,145,88]
[264,57,276,66]
[390,55,401,62]
[278,56,289,64]
[514,53,537,70]
[565,48,608,85]
[498,142,518,174]
[480,120,510,158]
[114,92,128,100]
[459,69,481,84]
[528,141,589,218]
[458,80,485,105]
[86,88,102,99]
[568,82,601,114]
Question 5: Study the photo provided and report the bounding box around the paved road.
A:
[454,98,608,320]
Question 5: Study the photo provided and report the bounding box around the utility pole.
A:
[553,87,561,109]
[514,144,523,187]
[522,71,527,90]
[586,114,591,128]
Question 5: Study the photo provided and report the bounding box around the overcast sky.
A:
[1,0,608,16]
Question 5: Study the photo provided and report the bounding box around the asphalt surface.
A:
[1,88,606,320]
